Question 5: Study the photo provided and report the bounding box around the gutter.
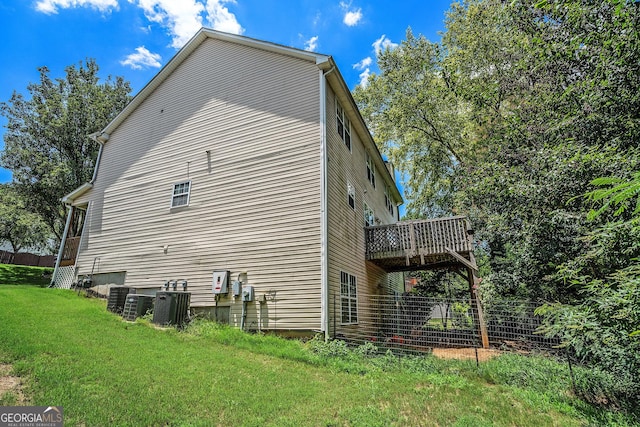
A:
[319,62,336,340]
[89,132,109,184]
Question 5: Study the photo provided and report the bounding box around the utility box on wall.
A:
[212,271,229,294]
[242,285,254,302]
[232,280,242,297]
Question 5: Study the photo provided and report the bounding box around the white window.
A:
[347,182,355,210]
[340,271,358,324]
[366,152,376,188]
[384,185,394,216]
[364,203,374,227]
[336,101,351,151]
[171,181,191,207]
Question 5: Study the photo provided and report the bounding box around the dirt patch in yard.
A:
[0,363,28,405]
[432,347,501,362]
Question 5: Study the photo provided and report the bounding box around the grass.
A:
[0,264,637,426]
[0,263,52,286]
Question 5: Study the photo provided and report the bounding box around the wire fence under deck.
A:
[334,294,560,357]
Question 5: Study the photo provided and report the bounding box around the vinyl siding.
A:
[324,85,399,337]
[74,38,322,330]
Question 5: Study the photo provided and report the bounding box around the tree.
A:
[356,0,640,408]
[353,30,469,217]
[0,59,131,243]
[536,173,640,411]
[354,0,640,301]
[0,184,52,253]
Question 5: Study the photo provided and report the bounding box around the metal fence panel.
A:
[334,294,560,356]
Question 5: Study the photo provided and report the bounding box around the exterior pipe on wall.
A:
[89,132,108,184]
[319,68,327,340]
[50,205,74,287]
[319,63,335,341]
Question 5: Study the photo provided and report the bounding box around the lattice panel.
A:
[52,265,77,289]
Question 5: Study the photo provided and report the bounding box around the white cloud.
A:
[132,0,205,48]
[353,57,372,87]
[373,34,398,56]
[35,0,118,14]
[204,0,244,35]
[43,0,244,50]
[357,68,371,87]
[353,56,372,71]
[343,8,362,26]
[339,1,362,27]
[120,46,162,69]
[129,0,242,48]
[304,36,319,52]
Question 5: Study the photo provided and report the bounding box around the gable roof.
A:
[73,28,402,205]
[97,28,332,142]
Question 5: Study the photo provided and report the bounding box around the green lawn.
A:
[0,263,52,286]
[0,265,636,426]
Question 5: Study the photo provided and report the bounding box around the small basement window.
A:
[171,181,191,207]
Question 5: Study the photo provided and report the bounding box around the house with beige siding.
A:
[52,28,403,338]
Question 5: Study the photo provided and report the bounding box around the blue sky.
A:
[0,0,453,184]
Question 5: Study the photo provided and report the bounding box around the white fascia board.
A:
[61,182,93,205]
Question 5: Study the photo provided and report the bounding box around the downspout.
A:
[90,132,108,184]
[50,205,74,287]
[320,64,336,341]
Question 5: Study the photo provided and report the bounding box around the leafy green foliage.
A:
[537,161,640,411]
[537,265,640,411]
[353,29,468,217]
[354,0,640,302]
[356,4,639,413]
[0,59,131,243]
[0,184,52,253]
[587,171,640,221]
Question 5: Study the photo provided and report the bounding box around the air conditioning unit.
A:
[107,286,134,314]
[152,291,191,328]
[122,294,154,321]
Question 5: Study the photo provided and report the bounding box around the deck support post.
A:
[467,251,489,349]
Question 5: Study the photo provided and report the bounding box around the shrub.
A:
[306,334,350,358]
[537,264,640,413]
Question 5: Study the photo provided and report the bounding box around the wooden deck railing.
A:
[60,236,81,266]
[365,216,472,271]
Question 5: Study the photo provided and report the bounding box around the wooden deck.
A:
[60,236,80,267]
[365,216,473,272]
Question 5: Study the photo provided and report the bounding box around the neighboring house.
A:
[52,28,404,338]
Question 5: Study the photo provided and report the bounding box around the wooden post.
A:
[467,251,489,349]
